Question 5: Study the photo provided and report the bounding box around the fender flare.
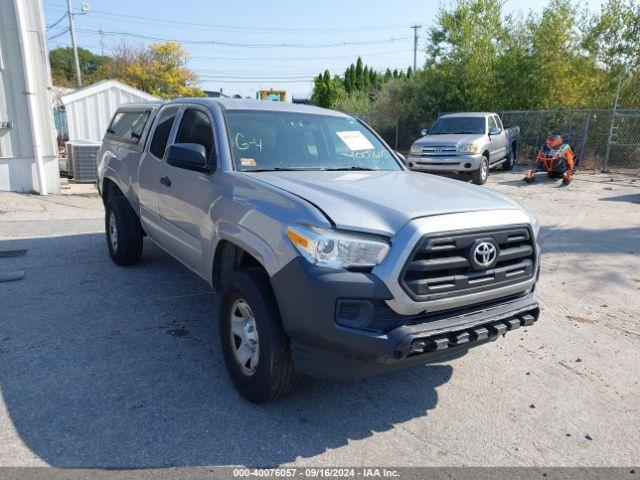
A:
[204,219,286,288]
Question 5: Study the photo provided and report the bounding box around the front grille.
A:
[421,145,457,156]
[400,226,536,302]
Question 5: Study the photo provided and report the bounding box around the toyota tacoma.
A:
[97,99,540,403]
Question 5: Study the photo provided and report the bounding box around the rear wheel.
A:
[220,268,298,403]
[105,196,143,266]
[472,156,489,185]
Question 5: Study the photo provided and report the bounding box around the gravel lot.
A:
[0,170,639,468]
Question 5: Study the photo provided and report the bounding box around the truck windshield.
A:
[226,110,402,172]
[430,117,485,135]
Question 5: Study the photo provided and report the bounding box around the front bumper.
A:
[407,153,483,173]
[270,256,539,381]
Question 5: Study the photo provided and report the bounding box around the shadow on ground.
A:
[540,226,640,255]
[599,193,640,204]
[0,233,451,467]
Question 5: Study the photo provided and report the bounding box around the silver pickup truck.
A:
[407,112,520,185]
[97,98,540,403]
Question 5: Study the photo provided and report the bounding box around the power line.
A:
[73,28,412,48]
[188,50,413,62]
[200,79,314,84]
[47,27,70,41]
[43,2,405,33]
[46,12,67,29]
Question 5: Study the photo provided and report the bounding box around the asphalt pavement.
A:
[0,170,638,467]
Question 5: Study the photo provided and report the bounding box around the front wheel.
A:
[220,268,299,403]
[472,156,489,185]
[105,196,143,266]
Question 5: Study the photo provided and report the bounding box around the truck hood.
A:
[248,170,522,236]
[413,133,484,148]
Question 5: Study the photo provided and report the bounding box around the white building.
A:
[0,0,59,194]
[59,79,158,143]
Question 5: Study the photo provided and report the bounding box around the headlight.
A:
[286,225,390,269]
[459,144,479,153]
[410,144,422,154]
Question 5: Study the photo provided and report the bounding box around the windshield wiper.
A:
[244,167,323,172]
[323,166,378,171]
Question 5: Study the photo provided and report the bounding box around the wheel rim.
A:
[229,298,260,375]
[481,160,488,180]
[108,212,118,252]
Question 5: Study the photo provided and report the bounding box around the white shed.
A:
[60,79,158,142]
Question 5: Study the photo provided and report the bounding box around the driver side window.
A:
[175,108,215,161]
[488,116,497,131]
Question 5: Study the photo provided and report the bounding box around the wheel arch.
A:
[101,177,124,206]
[207,219,293,293]
[212,239,267,293]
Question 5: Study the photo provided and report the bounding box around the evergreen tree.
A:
[355,57,364,90]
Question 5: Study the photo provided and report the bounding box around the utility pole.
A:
[99,25,105,56]
[410,24,421,73]
[66,0,82,88]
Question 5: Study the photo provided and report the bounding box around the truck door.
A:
[490,114,507,161]
[138,105,179,242]
[487,115,500,162]
[494,115,508,159]
[157,106,219,275]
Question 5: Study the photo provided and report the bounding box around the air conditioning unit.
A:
[66,140,101,183]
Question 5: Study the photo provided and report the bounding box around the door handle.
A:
[159,176,172,187]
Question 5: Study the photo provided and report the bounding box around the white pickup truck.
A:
[407,112,520,185]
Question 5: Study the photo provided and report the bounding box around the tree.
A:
[426,0,508,111]
[583,0,640,73]
[49,47,110,87]
[311,69,342,108]
[355,57,364,90]
[116,42,204,98]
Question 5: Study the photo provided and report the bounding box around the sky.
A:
[43,0,605,99]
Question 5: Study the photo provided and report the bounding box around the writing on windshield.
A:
[226,110,402,172]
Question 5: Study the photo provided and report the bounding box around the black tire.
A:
[472,156,489,185]
[219,268,298,403]
[502,144,516,171]
[105,196,143,266]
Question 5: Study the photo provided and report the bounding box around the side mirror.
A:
[489,127,502,136]
[166,143,213,173]
[420,128,428,136]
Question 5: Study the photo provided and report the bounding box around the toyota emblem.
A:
[471,240,498,269]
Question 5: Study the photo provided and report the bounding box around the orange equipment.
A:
[523,134,576,186]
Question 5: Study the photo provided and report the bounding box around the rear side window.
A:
[106,110,150,144]
[175,108,214,159]
[150,107,178,158]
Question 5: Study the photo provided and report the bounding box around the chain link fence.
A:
[499,108,640,174]
[352,108,640,175]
